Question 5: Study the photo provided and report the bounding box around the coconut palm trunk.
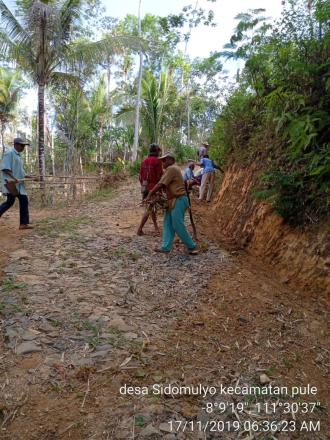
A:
[1,121,5,157]
[38,83,46,179]
[132,0,143,162]
[50,130,55,176]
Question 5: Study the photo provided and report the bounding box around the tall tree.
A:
[0,0,143,178]
[132,0,143,162]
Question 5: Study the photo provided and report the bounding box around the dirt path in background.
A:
[0,227,19,279]
[0,180,328,440]
[0,208,52,279]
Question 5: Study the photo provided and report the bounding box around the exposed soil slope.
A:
[207,165,330,294]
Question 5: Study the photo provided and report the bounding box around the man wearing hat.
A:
[0,137,34,229]
[197,142,209,160]
[145,152,198,255]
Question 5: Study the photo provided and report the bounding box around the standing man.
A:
[137,143,163,236]
[0,138,34,229]
[198,155,221,203]
[145,152,198,255]
[197,142,209,160]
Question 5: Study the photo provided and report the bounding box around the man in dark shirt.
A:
[137,144,163,236]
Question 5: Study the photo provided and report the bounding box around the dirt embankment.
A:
[209,164,330,294]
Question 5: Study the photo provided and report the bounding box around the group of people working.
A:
[183,141,221,202]
[137,142,221,255]
[0,137,219,257]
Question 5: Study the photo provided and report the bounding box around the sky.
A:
[102,0,284,59]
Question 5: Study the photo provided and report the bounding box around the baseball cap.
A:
[159,152,175,160]
[14,137,30,145]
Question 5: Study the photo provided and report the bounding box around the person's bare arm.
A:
[2,169,20,182]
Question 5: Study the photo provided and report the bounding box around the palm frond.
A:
[0,67,21,122]
[115,105,135,118]
[0,0,29,45]
[64,35,148,67]
[140,70,172,144]
[49,70,80,87]
[60,0,83,36]
[0,30,15,58]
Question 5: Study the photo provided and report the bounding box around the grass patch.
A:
[88,335,101,349]
[73,319,100,336]
[134,415,146,427]
[50,382,62,393]
[107,330,126,349]
[1,278,27,292]
[48,318,62,328]
[84,187,114,202]
[265,365,276,376]
[129,251,142,261]
[37,215,90,237]
[217,303,227,311]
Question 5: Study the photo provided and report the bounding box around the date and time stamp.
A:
[120,383,326,434]
[168,401,322,433]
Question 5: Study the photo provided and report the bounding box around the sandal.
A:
[154,247,170,254]
[188,248,199,255]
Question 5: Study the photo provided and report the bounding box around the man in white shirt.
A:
[198,155,221,202]
[0,138,34,229]
[197,142,209,160]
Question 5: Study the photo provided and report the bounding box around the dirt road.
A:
[0,180,328,439]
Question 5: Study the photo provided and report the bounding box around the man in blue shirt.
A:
[198,155,220,202]
[183,160,194,180]
[183,160,201,189]
[0,138,34,229]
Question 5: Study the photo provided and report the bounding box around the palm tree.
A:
[92,76,112,163]
[0,0,144,178]
[115,70,173,148]
[0,67,21,156]
[141,70,172,145]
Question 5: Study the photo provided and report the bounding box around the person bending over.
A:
[183,160,200,190]
[145,152,198,255]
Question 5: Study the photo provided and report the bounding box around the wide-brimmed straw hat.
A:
[160,152,175,160]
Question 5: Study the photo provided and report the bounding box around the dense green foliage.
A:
[211,0,330,224]
[0,68,22,156]
[0,0,223,176]
[1,0,328,223]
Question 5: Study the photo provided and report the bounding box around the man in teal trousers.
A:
[145,152,198,255]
